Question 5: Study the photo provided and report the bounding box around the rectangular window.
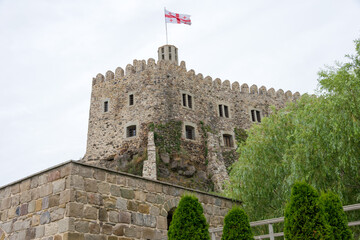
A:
[169,54,172,60]
[185,126,195,140]
[187,95,192,109]
[129,94,134,106]
[162,54,165,60]
[104,101,109,112]
[224,105,229,118]
[161,47,164,53]
[256,111,261,123]
[251,109,261,122]
[219,105,223,117]
[223,134,233,148]
[127,125,136,137]
[182,94,187,107]
[169,46,171,52]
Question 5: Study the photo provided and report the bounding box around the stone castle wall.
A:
[84,57,299,164]
[0,161,238,240]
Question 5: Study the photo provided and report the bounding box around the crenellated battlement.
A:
[91,58,300,101]
[84,45,302,191]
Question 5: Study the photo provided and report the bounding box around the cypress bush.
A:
[319,191,353,240]
[168,195,210,240]
[284,181,333,239]
[221,206,253,240]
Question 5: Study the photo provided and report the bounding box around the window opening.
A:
[251,110,261,123]
[219,105,223,117]
[167,207,177,230]
[223,134,233,148]
[104,101,109,112]
[256,110,261,123]
[169,46,171,52]
[224,105,229,118]
[162,54,165,60]
[187,95,192,109]
[182,94,187,107]
[161,47,164,53]
[169,54,172,60]
[185,126,195,140]
[127,125,136,137]
[129,94,134,106]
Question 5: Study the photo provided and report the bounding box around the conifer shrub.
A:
[221,206,253,240]
[168,194,210,240]
[284,181,333,240]
[320,191,353,240]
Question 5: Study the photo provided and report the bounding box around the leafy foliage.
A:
[168,195,210,240]
[226,39,360,223]
[221,206,253,240]
[284,182,333,240]
[150,121,182,153]
[320,191,353,240]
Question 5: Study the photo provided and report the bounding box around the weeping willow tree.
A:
[226,39,360,236]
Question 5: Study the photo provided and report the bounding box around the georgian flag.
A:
[165,10,191,25]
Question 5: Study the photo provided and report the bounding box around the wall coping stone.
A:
[0,160,241,203]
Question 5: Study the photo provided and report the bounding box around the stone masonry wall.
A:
[83,55,300,165]
[0,161,238,240]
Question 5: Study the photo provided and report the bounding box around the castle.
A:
[0,45,300,240]
[82,45,299,192]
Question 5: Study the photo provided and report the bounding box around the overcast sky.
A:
[1,0,359,187]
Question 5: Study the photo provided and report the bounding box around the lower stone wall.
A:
[0,161,239,240]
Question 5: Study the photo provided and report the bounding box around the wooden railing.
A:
[209,203,360,240]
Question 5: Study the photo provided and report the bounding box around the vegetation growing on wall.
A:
[234,127,248,146]
[149,121,182,154]
[199,121,212,165]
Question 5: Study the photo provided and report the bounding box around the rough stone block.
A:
[93,169,106,181]
[31,214,40,226]
[157,216,167,230]
[84,234,106,240]
[143,214,156,227]
[109,211,119,223]
[30,176,39,188]
[75,221,89,233]
[66,202,83,218]
[40,211,51,224]
[119,212,131,224]
[50,207,65,221]
[70,175,84,190]
[101,224,113,235]
[127,201,138,211]
[87,192,102,205]
[121,189,135,199]
[103,197,116,209]
[78,167,94,178]
[83,206,97,220]
[39,184,53,197]
[58,217,75,233]
[60,189,72,204]
[11,195,20,207]
[98,182,110,194]
[48,170,61,182]
[53,179,66,193]
[116,198,127,210]
[10,184,20,195]
[49,194,60,207]
[63,232,85,240]
[45,222,58,236]
[131,212,144,226]
[110,185,121,197]
[138,203,150,214]
[20,179,31,192]
[28,200,36,213]
[98,208,108,222]
[142,228,156,239]
[35,199,42,211]
[113,224,126,236]
[20,190,31,203]
[89,222,100,234]
[85,179,98,192]
[42,197,49,209]
[35,225,45,238]
[38,174,48,185]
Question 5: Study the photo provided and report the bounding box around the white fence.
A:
[209,203,360,240]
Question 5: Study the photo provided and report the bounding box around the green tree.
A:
[168,195,210,240]
[320,191,353,240]
[284,182,333,239]
[221,206,253,240]
[226,39,360,230]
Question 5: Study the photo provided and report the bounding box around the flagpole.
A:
[164,7,168,45]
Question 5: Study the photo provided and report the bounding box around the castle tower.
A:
[158,45,178,64]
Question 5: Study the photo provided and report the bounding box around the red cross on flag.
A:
[165,10,191,25]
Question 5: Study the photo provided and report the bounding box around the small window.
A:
[218,104,230,118]
[219,105,223,117]
[161,47,164,53]
[169,54,172,60]
[129,94,134,106]
[224,105,229,118]
[223,134,233,148]
[162,54,165,60]
[127,125,136,137]
[185,126,195,140]
[169,46,171,52]
[251,110,261,123]
[104,101,109,112]
[181,92,193,109]
[187,95,192,109]
[182,94,187,107]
